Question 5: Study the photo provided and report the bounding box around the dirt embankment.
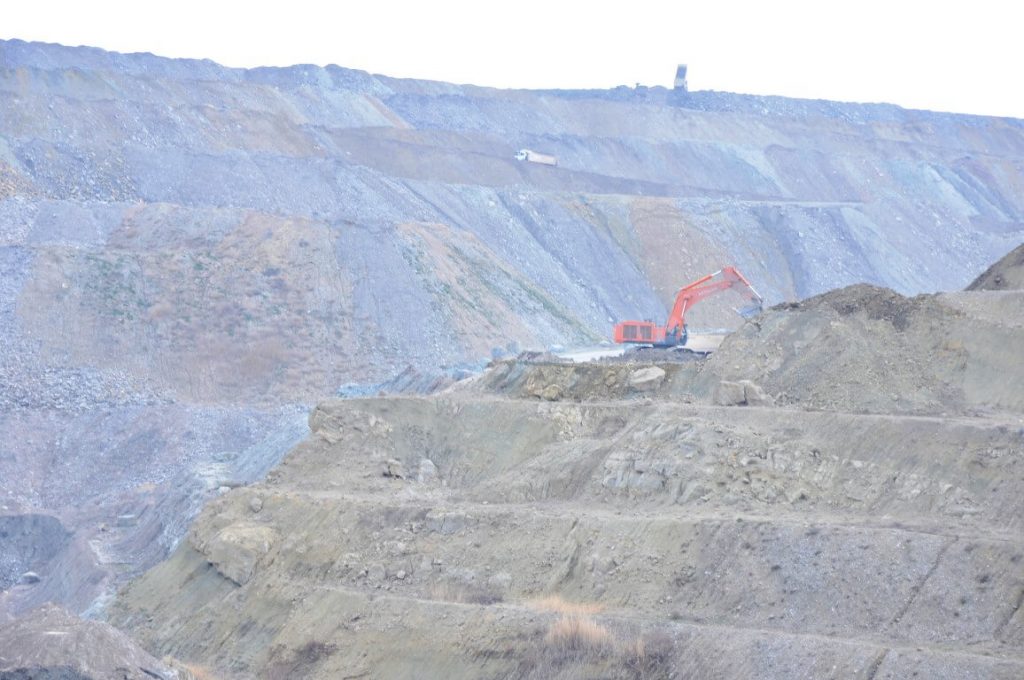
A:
[0,603,179,679]
[699,283,1024,415]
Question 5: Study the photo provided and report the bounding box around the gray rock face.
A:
[1,38,1022,616]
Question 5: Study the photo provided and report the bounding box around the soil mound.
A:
[967,243,1024,291]
[703,283,1024,414]
[788,283,935,330]
[0,604,177,679]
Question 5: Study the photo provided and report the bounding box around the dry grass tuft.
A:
[543,615,614,654]
[496,601,677,680]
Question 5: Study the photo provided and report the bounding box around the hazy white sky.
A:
[4,0,1022,118]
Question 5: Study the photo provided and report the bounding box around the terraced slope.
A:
[2,38,1023,617]
[112,391,1024,679]
[112,283,1024,679]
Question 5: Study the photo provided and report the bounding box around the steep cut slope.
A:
[2,39,1024,616]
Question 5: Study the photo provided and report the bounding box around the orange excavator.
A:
[613,266,763,347]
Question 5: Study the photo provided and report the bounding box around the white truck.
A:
[515,149,558,166]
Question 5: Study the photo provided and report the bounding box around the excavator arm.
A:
[663,266,763,336]
[613,266,762,347]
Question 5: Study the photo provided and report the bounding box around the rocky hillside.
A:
[111,281,1024,679]
[2,38,1023,617]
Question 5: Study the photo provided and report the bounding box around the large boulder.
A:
[740,380,774,406]
[540,384,563,401]
[712,379,773,406]
[628,366,667,392]
[713,380,748,406]
[193,523,277,586]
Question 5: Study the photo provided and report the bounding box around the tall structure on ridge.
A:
[674,64,688,91]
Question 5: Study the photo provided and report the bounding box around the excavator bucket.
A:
[736,301,763,319]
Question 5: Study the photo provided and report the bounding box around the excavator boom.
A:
[613,266,762,347]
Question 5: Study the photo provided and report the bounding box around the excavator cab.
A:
[613,320,664,344]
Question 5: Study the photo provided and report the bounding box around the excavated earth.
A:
[3,38,1024,619]
[1,36,1022,678]
[111,282,1024,679]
